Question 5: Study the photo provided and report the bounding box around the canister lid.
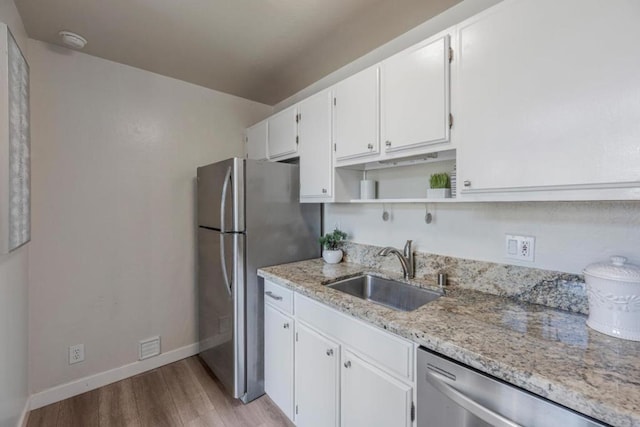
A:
[584,256,640,282]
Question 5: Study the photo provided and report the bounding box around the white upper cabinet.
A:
[333,66,380,162]
[246,119,268,160]
[456,0,640,200]
[299,90,333,201]
[267,106,298,160]
[381,34,451,153]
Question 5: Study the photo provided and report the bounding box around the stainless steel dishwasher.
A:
[417,347,607,427]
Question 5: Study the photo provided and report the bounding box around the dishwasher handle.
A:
[425,369,522,427]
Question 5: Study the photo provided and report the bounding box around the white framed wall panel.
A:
[0,23,30,254]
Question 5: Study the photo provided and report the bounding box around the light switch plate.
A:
[505,234,535,262]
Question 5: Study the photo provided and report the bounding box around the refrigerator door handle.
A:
[219,234,232,296]
[220,166,232,233]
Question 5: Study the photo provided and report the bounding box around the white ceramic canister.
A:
[360,180,376,199]
[583,256,640,341]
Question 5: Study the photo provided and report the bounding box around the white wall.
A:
[0,1,29,426]
[28,40,271,394]
[325,201,640,275]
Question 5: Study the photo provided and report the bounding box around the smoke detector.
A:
[58,31,87,49]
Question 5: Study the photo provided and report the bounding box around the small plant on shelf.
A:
[429,173,451,189]
[427,173,452,199]
[319,228,347,264]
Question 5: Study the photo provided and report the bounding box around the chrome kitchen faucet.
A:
[377,240,414,279]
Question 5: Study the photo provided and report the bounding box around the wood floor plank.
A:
[27,357,292,427]
[56,389,100,427]
[185,356,249,427]
[183,409,227,427]
[26,402,61,427]
[162,359,222,425]
[98,378,141,427]
[198,360,279,427]
[253,395,295,427]
[131,368,182,427]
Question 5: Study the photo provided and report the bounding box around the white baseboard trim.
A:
[17,396,31,427]
[29,342,199,411]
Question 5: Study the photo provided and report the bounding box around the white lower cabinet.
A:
[341,349,413,427]
[263,282,416,426]
[294,322,340,427]
[264,302,295,421]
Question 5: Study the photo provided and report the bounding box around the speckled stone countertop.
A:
[258,259,640,427]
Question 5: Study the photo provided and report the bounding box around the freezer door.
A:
[244,160,321,262]
[197,158,245,232]
[198,228,245,399]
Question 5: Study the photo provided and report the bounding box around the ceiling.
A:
[16,0,460,105]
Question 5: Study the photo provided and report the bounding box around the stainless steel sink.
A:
[327,274,441,311]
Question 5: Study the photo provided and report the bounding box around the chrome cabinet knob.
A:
[283,323,290,329]
[367,143,373,150]
[344,360,351,368]
[322,188,327,194]
[385,140,392,147]
[463,180,471,187]
[326,349,334,356]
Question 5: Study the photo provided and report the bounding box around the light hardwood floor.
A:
[26,356,295,427]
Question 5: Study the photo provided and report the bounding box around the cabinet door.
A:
[267,106,298,160]
[457,0,640,195]
[341,350,412,427]
[381,35,450,152]
[264,304,294,421]
[299,90,333,199]
[334,66,380,161]
[246,120,268,160]
[294,322,339,427]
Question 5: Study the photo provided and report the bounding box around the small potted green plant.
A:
[427,173,451,199]
[319,228,347,264]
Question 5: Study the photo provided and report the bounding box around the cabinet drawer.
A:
[295,294,413,381]
[264,280,294,315]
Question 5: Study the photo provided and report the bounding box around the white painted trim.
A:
[29,342,199,410]
[17,396,30,427]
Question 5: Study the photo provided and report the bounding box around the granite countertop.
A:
[258,258,640,427]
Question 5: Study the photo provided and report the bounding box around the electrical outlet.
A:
[69,344,85,365]
[505,234,535,262]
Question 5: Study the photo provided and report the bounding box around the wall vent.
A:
[139,336,161,360]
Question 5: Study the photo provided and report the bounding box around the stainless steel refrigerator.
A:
[197,157,321,403]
